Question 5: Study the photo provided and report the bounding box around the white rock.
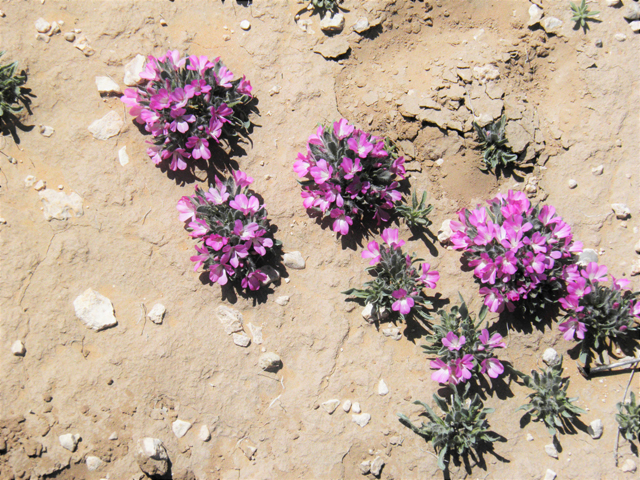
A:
[544,469,557,480]
[172,419,192,438]
[472,64,500,83]
[381,327,402,341]
[353,17,370,33]
[322,399,341,414]
[124,54,147,86]
[342,400,352,412]
[541,17,562,35]
[283,251,305,269]
[240,20,251,30]
[33,180,46,191]
[136,438,169,477]
[352,402,361,414]
[359,460,371,475]
[86,456,103,471]
[233,332,251,347]
[148,303,166,324]
[95,76,121,95]
[437,219,453,245]
[247,322,263,344]
[88,111,124,140]
[631,21,640,33]
[632,260,640,277]
[199,425,211,442]
[108,432,118,440]
[352,413,371,427]
[615,33,627,42]
[320,12,345,33]
[568,179,577,189]
[40,125,54,137]
[578,249,598,266]
[526,433,534,441]
[370,456,385,476]
[588,419,603,439]
[259,352,282,371]
[64,32,76,42]
[635,239,640,254]
[592,165,604,175]
[59,433,80,452]
[217,305,243,334]
[313,38,351,59]
[542,348,561,366]
[24,175,36,188]
[528,4,543,26]
[606,0,620,6]
[73,289,117,331]
[612,204,631,219]
[116,146,130,166]
[48,21,60,36]
[11,340,26,356]
[39,190,84,221]
[624,3,640,21]
[378,379,389,396]
[275,295,290,306]
[35,18,51,33]
[239,440,257,460]
[622,459,637,472]
[545,443,558,459]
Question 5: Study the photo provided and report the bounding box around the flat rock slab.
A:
[314,38,350,59]
[74,289,117,331]
[88,111,124,140]
[136,438,169,477]
[217,305,243,334]
[39,190,83,221]
[124,54,146,86]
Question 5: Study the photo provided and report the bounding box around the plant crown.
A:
[473,115,518,173]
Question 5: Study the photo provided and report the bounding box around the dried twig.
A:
[579,357,640,379]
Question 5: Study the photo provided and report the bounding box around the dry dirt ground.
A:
[1,0,639,479]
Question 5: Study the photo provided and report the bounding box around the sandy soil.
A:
[1,0,639,479]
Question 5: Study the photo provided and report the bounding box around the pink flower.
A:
[631,301,640,318]
[362,241,381,265]
[237,75,253,96]
[468,208,487,227]
[205,234,228,251]
[310,159,333,185]
[479,287,505,313]
[391,289,414,315]
[611,274,631,291]
[221,243,249,268]
[538,205,560,226]
[205,185,229,205]
[333,119,355,140]
[177,196,196,222]
[169,148,190,171]
[188,218,208,237]
[190,244,209,271]
[189,79,212,95]
[229,194,261,215]
[330,208,353,235]
[139,57,160,81]
[210,103,233,124]
[209,260,234,285]
[308,125,324,146]
[241,270,268,291]
[149,88,171,110]
[170,87,195,108]
[381,228,405,248]
[442,332,466,351]
[340,157,362,180]
[169,107,195,133]
[293,152,313,177]
[163,50,186,68]
[234,220,259,240]
[481,358,504,378]
[215,66,234,88]
[391,156,406,177]
[430,359,451,384]
[186,136,211,160]
[232,170,254,188]
[581,262,608,283]
[558,318,587,341]
[347,133,374,158]
[451,355,475,384]
[245,235,273,256]
[558,294,583,312]
[567,278,591,298]
[419,263,439,289]
[478,329,506,350]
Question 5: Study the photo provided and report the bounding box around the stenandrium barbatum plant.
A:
[423,295,506,386]
[570,0,600,32]
[293,119,406,236]
[122,50,254,172]
[473,115,518,174]
[395,191,434,229]
[450,190,583,321]
[0,51,33,123]
[558,262,640,367]
[617,391,640,443]
[342,228,439,321]
[177,170,280,291]
[398,383,501,471]
[516,356,585,435]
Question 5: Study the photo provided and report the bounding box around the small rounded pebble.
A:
[568,179,577,189]
[240,20,251,30]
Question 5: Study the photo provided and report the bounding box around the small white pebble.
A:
[568,179,577,189]
[352,402,361,414]
[34,180,46,191]
[58,185,64,190]
[223,35,231,41]
[240,20,251,30]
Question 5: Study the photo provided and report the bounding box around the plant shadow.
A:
[0,111,36,144]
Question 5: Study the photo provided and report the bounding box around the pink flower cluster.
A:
[294,119,406,236]
[450,190,583,315]
[121,50,253,171]
[177,171,278,291]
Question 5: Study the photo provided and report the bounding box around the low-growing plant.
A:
[570,0,600,32]
[0,51,33,123]
[450,190,583,321]
[395,191,434,229]
[122,50,254,172]
[293,119,406,236]
[177,170,281,291]
[423,296,506,386]
[617,391,640,443]
[473,115,519,174]
[306,0,341,16]
[517,357,585,435]
[558,262,640,367]
[398,383,501,471]
[342,228,439,321]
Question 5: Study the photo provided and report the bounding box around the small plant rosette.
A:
[177,170,281,291]
[617,391,640,443]
[473,115,519,174]
[423,296,506,386]
[398,383,501,471]
[293,119,407,236]
[558,262,640,366]
[0,51,33,121]
[450,190,583,321]
[122,50,254,172]
[342,228,439,321]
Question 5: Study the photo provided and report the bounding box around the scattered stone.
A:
[86,456,103,471]
[342,400,352,412]
[320,12,345,33]
[11,340,25,356]
[74,289,117,331]
[362,304,388,323]
[217,306,243,334]
[95,76,121,95]
[359,460,371,475]
[352,413,371,427]
[353,17,370,34]
[268,85,281,96]
[542,348,561,367]
[630,21,640,33]
[147,304,165,324]
[39,189,84,221]
[240,20,251,31]
[526,433,534,441]
[389,436,404,446]
[437,219,454,245]
[40,125,54,137]
[260,265,280,286]
[233,332,251,347]
[88,111,124,140]
[635,239,640,254]
[352,402,361,414]
[505,121,531,154]
[595,38,603,48]
[199,425,211,442]
[568,179,578,189]
[34,180,46,191]
[612,204,631,220]
[398,90,422,118]
[528,4,544,27]
[275,295,290,306]
[73,35,95,56]
[108,432,118,440]
[35,18,51,33]
[322,399,341,414]
[259,352,282,372]
[0,218,6,225]
[59,433,80,452]
[545,443,558,459]
[238,440,257,460]
[48,21,61,36]
[247,323,263,344]
[606,0,620,5]
[314,38,350,59]
[64,32,76,42]
[578,249,599,266]
[592,165,604,175]
[544,469,557,480]
[25,175,36,187]
[615,33,627,42]
[624,3,640,21]
[117,146,130,166]
[172,420,192,438]
[382,327,402,341]
[632,260,640,276]
[283,251,305,269]
[35,33,50,43]
[588,419,603,439]
[124,54,147,86]
[457,67,472,83]
[472,64,500,83]
[135,438,170,477]
[370,456,385,477]
[542,17,563,35]
[378,379,389,396]
[622,459,637,473]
